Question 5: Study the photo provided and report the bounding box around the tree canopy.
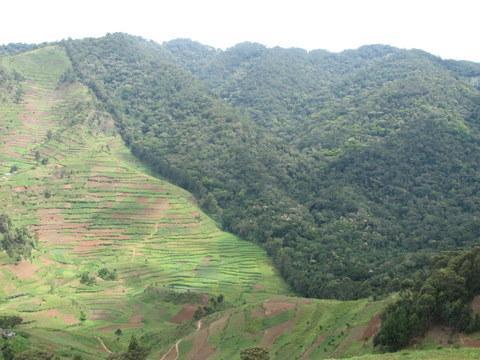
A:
[375,247,480,351]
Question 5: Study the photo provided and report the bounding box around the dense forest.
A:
[63,33,480,299]
[375,247,480,351]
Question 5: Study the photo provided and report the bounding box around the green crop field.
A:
[1,45,480,360]
[0,46,290,359]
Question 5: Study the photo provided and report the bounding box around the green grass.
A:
[349,348,480,359]
[180,296,387,360]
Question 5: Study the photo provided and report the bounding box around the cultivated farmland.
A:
[0,46,289,358]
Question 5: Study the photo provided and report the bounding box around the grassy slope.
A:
[0,46,479,360]
[0,46,288,359]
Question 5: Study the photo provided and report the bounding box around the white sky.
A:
[1,0,479,62]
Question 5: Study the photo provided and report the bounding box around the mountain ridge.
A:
[61,33,480,299]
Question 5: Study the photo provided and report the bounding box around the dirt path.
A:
[96,336,112,354]
[160,320,202,360]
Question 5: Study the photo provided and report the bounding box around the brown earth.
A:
[460,334,480,347]
[170,304,197,324]
[129,313,143,326]
[188,326,215,360]
[260,319,295,348]
[362,314,381,340]
[254,283,265,291]
[162,344,178,360]
[44,309,78,325]
[40,256,55,265]
[263,299,296,317]
[7,260,38,279]
[209,314,230,334]
[302,335,325,360]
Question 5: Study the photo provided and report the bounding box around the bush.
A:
[0,315,22,329]
[79,272,96,285]
[240,347,270,360]
[98,267,117,280]
[375,247,480,351]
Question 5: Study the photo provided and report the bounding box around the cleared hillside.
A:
[0,46,288,359]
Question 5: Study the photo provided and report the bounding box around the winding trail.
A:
[96,336,112,354]
[160,320,202,360]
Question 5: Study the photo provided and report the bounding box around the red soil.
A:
[260,319,295,348]
[7,260,38,279]
[362,314,381,340]
[302,335,325,359]
[170,304,197,323]
[44,309,78,325]
[263,299,296,317]
[460,334,480,347]
[189,326,215,360]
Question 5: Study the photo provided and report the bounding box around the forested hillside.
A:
[64,34,480,300]
[375,247,480,351]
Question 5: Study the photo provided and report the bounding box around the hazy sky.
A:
[2,0,479,61]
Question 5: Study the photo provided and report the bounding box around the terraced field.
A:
[0,46,289,358]
[179,296,388,360]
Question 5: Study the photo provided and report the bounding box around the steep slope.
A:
[0,46,289,359]
[65,34,480,300]
[1,40,480,360]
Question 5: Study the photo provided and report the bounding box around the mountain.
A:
[1,35,480,359]
[63,33,480,300]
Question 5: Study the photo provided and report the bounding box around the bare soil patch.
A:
[44,309,78,325]
[188,326,215,360]
[98,313,143,333]
[362,314,381,340]
[209,314,230,334]
[129,313,143,326]
[254,283,265,291]
[260,319,294,348]
[460,334,480,347]
[90,309,112,321]
[73,240,104,253]
[7,260,38,279]
[263,299,296,317]
[170,304,197,323]
[302,335,325,360]
[162,345,178,360]
[40,256,55,266]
